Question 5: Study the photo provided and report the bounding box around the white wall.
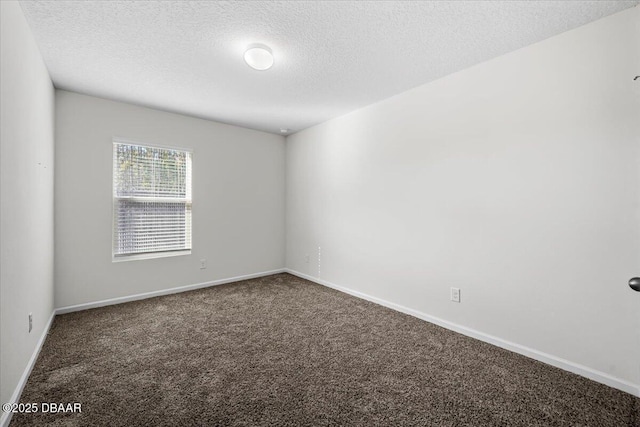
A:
[1,1,55,408]
[286,6,640,390]
[55,91,285,308]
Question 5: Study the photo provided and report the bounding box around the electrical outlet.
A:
[28,313,33,333]
[304,254,310,264]
[451,288,461,303]
[200,259,207,269]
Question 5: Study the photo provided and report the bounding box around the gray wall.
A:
[55,91,286,308]
[0,1,55,408]
[286,7,640,389]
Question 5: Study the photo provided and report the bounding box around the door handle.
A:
[630,278,640,292]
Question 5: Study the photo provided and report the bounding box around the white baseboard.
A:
[56,268,286,314]
[1,310,56,427]
[285,269,640,398]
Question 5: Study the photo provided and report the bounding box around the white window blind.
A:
[113,141,192,258]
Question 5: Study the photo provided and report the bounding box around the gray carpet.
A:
[10,273,639,426]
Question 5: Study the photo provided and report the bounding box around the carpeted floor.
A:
[10,273,639,426]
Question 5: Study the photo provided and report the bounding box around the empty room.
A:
[1,0,639,425]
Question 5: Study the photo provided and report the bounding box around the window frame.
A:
[111,137,193,262]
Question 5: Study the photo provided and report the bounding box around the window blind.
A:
[113,142,192,257]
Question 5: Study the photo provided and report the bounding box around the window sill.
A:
[112,250,191,263]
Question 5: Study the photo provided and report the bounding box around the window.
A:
[113,140,192,259]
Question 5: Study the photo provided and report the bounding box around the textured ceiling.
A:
[19,1,639,135]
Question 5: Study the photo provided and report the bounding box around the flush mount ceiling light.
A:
[244,44,274,71]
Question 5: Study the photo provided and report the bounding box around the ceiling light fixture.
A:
[244,44,274,71]
[280,128,289,134]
